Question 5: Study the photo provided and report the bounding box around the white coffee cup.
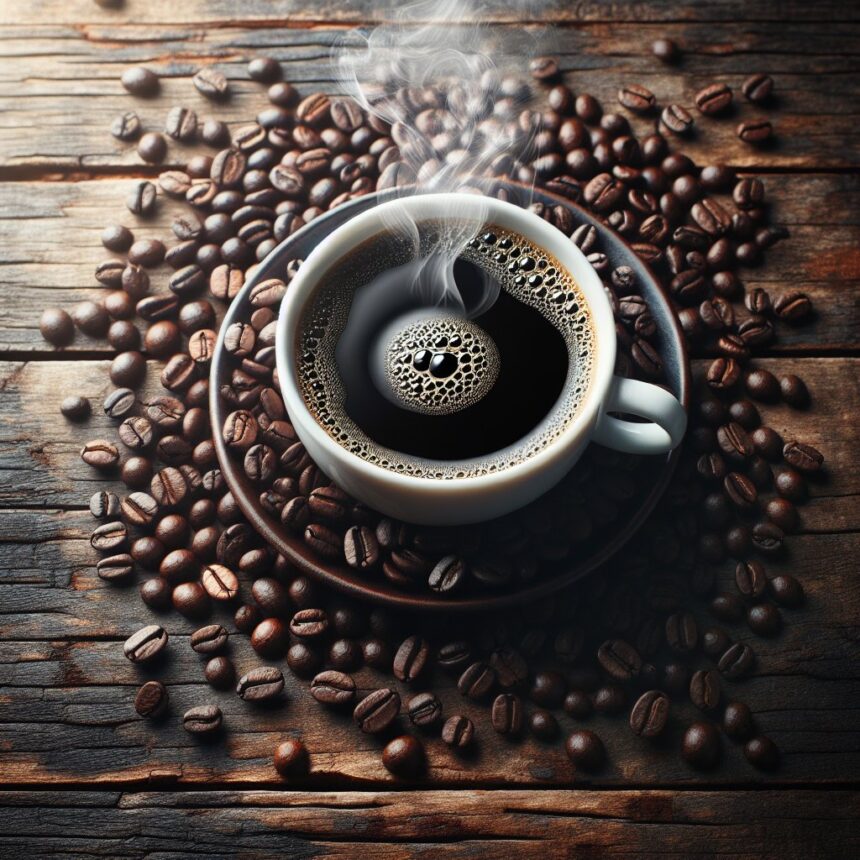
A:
[276,193,686,525]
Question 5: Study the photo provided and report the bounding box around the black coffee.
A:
[296,221,596,479]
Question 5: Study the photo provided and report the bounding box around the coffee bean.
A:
[718,642,755,679]
[249,277,287,307]
[745,735,780,770]
[629,690,669,738]
[137,132,167,164]
[393,635,430,683]
[724,472,757,509]
[119,491,158,528]
[742,74,774,103]
[695,83,732,115]
[404,692,441,729]
[707,357,741,391]
[737,119,773,144]
[342,525,379,570]
[382,735,424,777]
[140,575,171,609]
[452,660,494,700]
[487,692,523,736]
[618,84,655,113]
[96,553,134,583]
[201,655,234,690]
[354,687,400,733]
[782,440,823,473]
[127,181,157,216]
[304,523,342,560]
[710,592,745,623]
[747,603,782,637]
[40,308,75,346]
[652,38,679,63]
[200,563,239,601]
[660,104,693,135]
[529,670,566,708]
[565,729,605,771]
[121,67,159,96]
[665,612,697,652]
[191,624,229,655]
[597,639,642,680]
[60,395,90,422]
[172,581,210,618]
[307,669,355,706]
[81,440,120,470]
[183,704,222,735]
[193,67,229,100]
[150,466,187,509]
[682,721,721,769]
[751,521,784,554]
[442,714,474,748]
[745,368,780,403]
[769,574,804,607]
[124,624,168,663]
[289,608,329,639]
[237,666,285,702]
[689,669,721,711]
[134,680,168,718]
[720,701,755,741]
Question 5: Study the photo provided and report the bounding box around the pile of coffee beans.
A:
[46,49,824,779]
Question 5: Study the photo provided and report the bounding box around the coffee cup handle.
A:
[594,376,687,455]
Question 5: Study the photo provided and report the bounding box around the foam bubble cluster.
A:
[381,315,499,415]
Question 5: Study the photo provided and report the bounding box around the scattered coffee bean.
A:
[205,656,236,690]
[121,67,159,96]
[311,670,356,706]
[124,624,168,663]
[134,680,169,718]
[274,739,309,778]
[382,735,425,777]
[183,704,222,735]
[60,395,91,421]
[237,666,285,702]
[565,729,605,771]
[354,688,401,733]
[682,721,721,769]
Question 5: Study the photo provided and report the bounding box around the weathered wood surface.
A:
[0,789,858,858]
[1,20,858,172]
[1,175,858,353]
[9,0,860,26]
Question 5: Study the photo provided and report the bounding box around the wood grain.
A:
[1,175,858,354]
[0,19,859,172]
[0,789,857,858]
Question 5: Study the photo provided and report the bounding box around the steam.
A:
[333,0,537,316]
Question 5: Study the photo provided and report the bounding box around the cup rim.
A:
[275,191,618,493]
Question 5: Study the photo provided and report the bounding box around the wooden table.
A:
[1,1,859,855]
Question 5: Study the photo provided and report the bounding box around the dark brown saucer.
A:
[210,182,690,613]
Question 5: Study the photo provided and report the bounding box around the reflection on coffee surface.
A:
[296,221,596,478]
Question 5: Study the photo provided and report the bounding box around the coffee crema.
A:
[295,221,597,479]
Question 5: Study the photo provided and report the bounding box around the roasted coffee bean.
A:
[407,692,442,728]
[724,472,757,508]
[250,577,290,617]
[665,612,698,652]
[382,735,425,777]
[745,368,780,402]
[660,104,693,135]
[236,666,285,702]
[563,690,594,719]
[742,73,774,103]
[747,603,782,637]
[682,721,721,769]
[743,735,780,770]
[652,37,679,62]
[249,617,288,659]
[694,83,732,115]
[223,410,257,450]
[273,738,309,778]
[134,680,168,718]
[721,701,755,741]
[40,307,75,346]
[172,580,210,618]
[426,554,466,593]
[343,525,380,570]
[183,704,222,735]
[96,553,134,583]
[149,467,187,509]
[734,559,767,599]
[289,608,329,639]
[137,132,166,164]
[458,661,496,699]
[121,66,159,96]
[190,624,228,655]
[783,441,823,473]
[442,714,474,749]
[597,639,642,680]
[119,491,158,527]
[124,624,168,663]
[710,592,745,623]
[81,440,120,470]
[565,729,605,771]
[200,563,239,601]
[193,67,229,100]
[60,395,91,422]
[689,669,721,711]
[249,277,287,307]
[530,670,566,708]
[629,690,669,738]
[248,56,281,82]
[354,688,401,733]
[718,642,755,679]
[707,357,741,391]
[127,181,157,216]
[139,575,171,610]
[491,693,524,736]
[201,655,234,690]
[122,456,153,488]
[769,574,804,607]
[308,485,350,521]
[751,521,784,554]
[393,635,430,683]
[304,523,342,560]
[111,110,141,141]
[618,84,656,113]
[737,119,772,144]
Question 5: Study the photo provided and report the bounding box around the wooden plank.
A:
[1,357,856,517]
[0,789,857,858]
[0,21,858,172]
[7,0,860,26]
[1,176,858,353]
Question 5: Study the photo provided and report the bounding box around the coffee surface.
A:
[296,221,596,478]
